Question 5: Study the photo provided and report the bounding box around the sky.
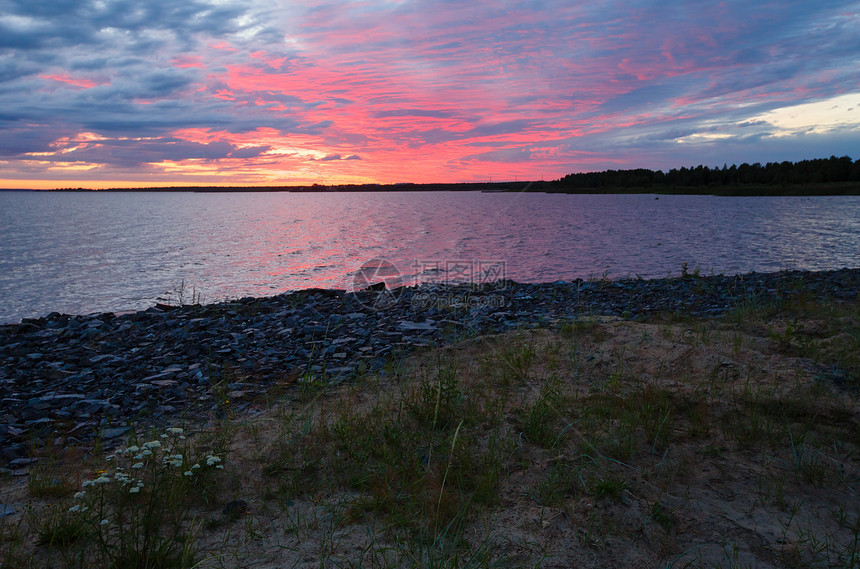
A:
[0,0,859,188]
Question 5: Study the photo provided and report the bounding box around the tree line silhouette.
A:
[554,156,860,194]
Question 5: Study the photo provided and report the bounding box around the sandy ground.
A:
[2,308,858,568]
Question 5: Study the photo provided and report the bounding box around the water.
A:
[1,190,858,323]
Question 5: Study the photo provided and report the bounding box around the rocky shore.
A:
[1,268,858,466]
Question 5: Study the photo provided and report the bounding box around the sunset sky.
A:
[1,0,859,188]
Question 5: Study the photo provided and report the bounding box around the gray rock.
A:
[398,321,437,332]
[101,426,130,440]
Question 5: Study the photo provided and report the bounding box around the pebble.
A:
[0,268,857,463]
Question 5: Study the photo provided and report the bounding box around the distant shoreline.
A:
[6,156,858,195]
[2,181,859,196]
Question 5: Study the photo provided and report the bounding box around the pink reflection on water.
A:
[0,191,858,323]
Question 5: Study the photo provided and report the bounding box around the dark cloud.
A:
[312,153,362,161]
[598,83,683,114]
[1,0,247,51]
[464,120,537,138]
[0,126,77,156]
[0,0,302,154]
[229,145,271,159]
[462,147,534,163]
[17,137,272,167]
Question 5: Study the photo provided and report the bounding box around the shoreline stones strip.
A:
[0,267,858,466]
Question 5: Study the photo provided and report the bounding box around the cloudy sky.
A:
[1,0,858,188]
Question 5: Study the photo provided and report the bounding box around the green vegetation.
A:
[1,294,858,568]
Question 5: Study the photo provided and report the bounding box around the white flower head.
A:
[184,471,193,476]
[143,440,161,449]
[129,486,141,494]
[68,505,80,513]
[100,519,110,526]
[205,455,221,466]
[73,491,86,500]
[131,462,143,469]
[167,427,184,435]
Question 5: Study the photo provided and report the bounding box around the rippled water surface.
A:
[1,191,858,323]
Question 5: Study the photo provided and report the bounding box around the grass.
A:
[0,294,857,568]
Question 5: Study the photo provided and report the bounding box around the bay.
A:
[0,190,858,323]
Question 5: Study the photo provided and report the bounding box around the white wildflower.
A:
[73,491,86,500]
[131,462,143,469]
[129,486,140,494]
[82,480,94,488]
[184,471,193,476]
[68,505,80,513]
[100,519,110,526]
[143,440,161,449]
[127,445,139,453]
[167,427,183,435]
[191,463,200,469]
[205,455,221,466]
[94,475,111,485]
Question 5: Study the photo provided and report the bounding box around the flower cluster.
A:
[69,427,224,515]
[57,426,227,567]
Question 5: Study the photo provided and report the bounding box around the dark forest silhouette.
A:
[554,155,860,194]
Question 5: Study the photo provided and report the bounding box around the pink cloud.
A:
[4,1,858,188]
[172,55,206,69]
[39,74,106,89]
